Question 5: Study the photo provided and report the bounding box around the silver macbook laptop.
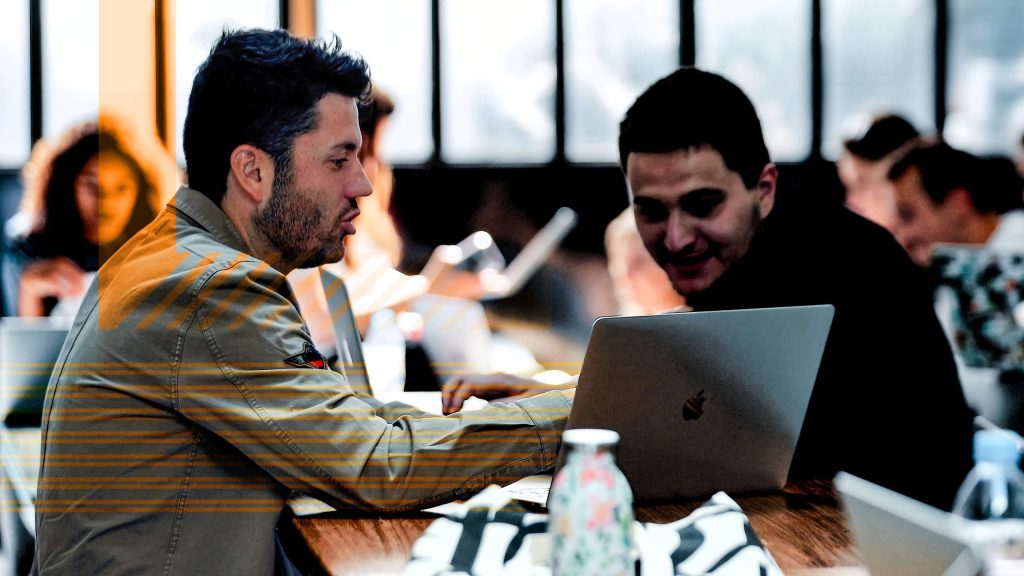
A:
[320,269,373,396]
[486,206,577,299]
[0,316,72,425]
[835,471,979,576]
[452,207,578,300]
[559,305,834,502]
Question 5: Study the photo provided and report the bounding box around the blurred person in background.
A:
[2,115,173,316]
[291,86,483,350]
[888,141,1024,434]
[888,140,1024,267]
[293,86,543,361]
[604,207,685,315]
[837,113,920,231]
[343,84,492,294]
[290,86,406,351]
[346,85,402,268]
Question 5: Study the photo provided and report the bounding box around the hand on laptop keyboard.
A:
[441,373,577,414]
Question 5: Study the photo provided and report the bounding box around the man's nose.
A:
[349,164,374,199]
[664,211,696,252]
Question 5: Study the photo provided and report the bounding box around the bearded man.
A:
[34,29,571,576]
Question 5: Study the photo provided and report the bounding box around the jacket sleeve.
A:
[176,259,570,512]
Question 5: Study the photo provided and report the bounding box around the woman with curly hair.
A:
[3,116,171,316]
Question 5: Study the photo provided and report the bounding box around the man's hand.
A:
[18,257,87,316]
[441,373,556,415]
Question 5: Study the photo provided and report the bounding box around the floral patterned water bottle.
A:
[549,428,634,575]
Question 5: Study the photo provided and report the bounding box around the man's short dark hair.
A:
[888,141,1023,214]
[183,28,371,204]
[842,113,919,161]
[618,67,770,189]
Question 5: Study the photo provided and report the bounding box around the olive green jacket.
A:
[35,186,571,575]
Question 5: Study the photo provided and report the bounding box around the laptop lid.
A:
[560,305,834,502]
[835,471,979,576]
[932,245,1024,372]
[1,316,72,426]
[485,207,577,299]
[320,268,373,396]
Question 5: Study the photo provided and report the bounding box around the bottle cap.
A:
[370,308,397,326]
[396,311,424,342]
[563,428,620,448]
[974,429,1022,465]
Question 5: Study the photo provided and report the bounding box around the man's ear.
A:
[755,163,778,218]
[228,144,274,204]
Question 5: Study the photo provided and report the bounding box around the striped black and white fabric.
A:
[634,492,783,576]
[403,489,783,576]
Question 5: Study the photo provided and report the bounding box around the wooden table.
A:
[283,480,864,575]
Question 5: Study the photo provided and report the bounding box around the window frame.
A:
[1,0,1007,170]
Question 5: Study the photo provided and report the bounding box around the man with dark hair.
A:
[619,67,973,508]
[446,67,975,509]
[888,141,1024,266]
[34,29,570,575]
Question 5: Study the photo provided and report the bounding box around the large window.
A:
[42,0,99,140]
[317,0,432,164]
[822,0,935,158]
[3,0,1023,172]
[564,0,679,163]
[946,0,1024,155]
[697,0,811,162]
[174,0,279,164]
[0,0,30,166]
[441,0,556,164]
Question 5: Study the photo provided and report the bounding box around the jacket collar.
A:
[171,186,251,255]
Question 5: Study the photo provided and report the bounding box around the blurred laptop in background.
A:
[836,472,979,576]
[0,316,72,426]
[933,246,1024,431]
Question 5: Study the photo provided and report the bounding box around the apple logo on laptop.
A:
[683,389,706,421]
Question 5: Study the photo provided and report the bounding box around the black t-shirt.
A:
[687,205,974,510]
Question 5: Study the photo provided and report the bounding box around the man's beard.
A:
[253,171,348,269]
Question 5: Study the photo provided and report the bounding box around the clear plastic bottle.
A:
[361,309,406,401]
[396,311,441,392]
[952,429,1024,575]
[548,428,634,576]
